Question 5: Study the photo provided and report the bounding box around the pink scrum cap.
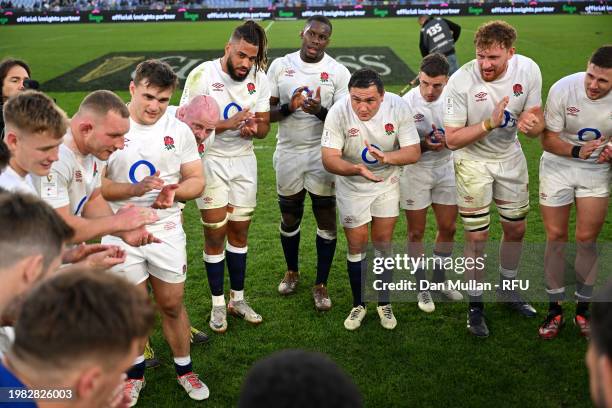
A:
[182,95,220,128]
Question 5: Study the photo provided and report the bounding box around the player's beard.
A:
[226,58,248,82]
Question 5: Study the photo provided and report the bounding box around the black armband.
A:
[315,106,328,122]
[571,145,582,159]
[280,103,292,117]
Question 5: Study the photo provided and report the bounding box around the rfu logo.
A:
[474,92,487,102]
[566,106,580,116]
[348,128,360,137]
[212,83,224,91]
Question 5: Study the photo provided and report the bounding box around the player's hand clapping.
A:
[302,86,322,115]
[131,170,164,196]
[152,184,179,209]
[596,141,612,163]
[116,203,159,230]
[355,163,383,182]
[518,106,543,135]
[490,96,510,128]
[425,124,445,151]
[120,227,161,246]
[578,139,604,160]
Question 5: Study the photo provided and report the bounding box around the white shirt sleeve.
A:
[397,100,421,147]
[544,80,566,133]
[444,76,468,128]
[179,126,201,164]
[525,60,543,110]
[267,58,281,99]
[255,71,272,113]
[332,65,351,104]
[180,64,208,105]
[38,159,71,209]
[321,106,345,150]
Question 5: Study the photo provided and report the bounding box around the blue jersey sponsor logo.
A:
[223,102,242,120]
[577,127,602,141]
[499,110,517,129]
[361,144,382,165]
[129,160,156,184]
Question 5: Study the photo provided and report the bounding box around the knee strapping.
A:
[228,206,255,222]
[316,228,336,240]
[201,213,229,229]
[497,200,530,222]
[460,208,490,232]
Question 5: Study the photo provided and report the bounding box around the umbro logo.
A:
[344,216,353,224]
[348,128,360,137]
[464,195,474,203]
[203,196,213,203]
[413,113,425,122]
[284,68,295,77]
[475,92,487,102]
[566,106,580,116]
[390,176,399,184]
[405,199,414,206]
[75,170,83,183]
[212,82,224,91]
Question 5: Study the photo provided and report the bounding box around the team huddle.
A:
[0,16,610,406]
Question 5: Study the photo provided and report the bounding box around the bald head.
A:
[177,95,220,144]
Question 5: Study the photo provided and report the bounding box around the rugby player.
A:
[101,60,208,404]
[181,21,271,333]
[400,53,462,313]
[444,21,544,337]
[538,45,612,339]
[322,68,420,331]
[268,16,350,311]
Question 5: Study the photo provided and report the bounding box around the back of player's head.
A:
[184,95,220,124]
[3,90,68,138]
[0,58,31,101]
[231,20,269,72]
[420,53,450,77]
[306,15,332,33]
[238,349,362,408]
[0,191,74,271]
[11,268,155,370]
[78,89,129,119]
[133,59,179,91]
[591,282,612,358]
[589,45,612,69]
[348,68,384,95]
[474,20,517,50]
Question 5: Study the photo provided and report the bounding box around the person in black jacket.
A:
[418,16,461,74]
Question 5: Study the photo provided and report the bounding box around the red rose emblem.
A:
[320,72,329,82]
[198,143,205,155]
[164,136,175,150]
[247,82,256,94]
[384,123,394,134]
[513,83,523,97]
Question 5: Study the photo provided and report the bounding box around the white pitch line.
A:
[264,20,274,32]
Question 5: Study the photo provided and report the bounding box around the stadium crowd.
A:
[0,16,611,407]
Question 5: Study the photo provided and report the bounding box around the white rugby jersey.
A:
[322,92,420,194]
[0,166,36,194]
[32,130,105,216]
[180,59,270,157]
[403,87,452,166]
[268,51,350,152]
[105,112,199,233]
[444,54,542,161]
[543,72,612,169]
[166,105,215,159]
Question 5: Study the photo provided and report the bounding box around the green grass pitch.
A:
[2,15,611,407]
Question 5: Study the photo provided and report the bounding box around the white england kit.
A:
[181,59,270,210]
[102,112,200,284]
[32,130,105,216]
[268,51,350,196]
[444,55,542,208]
[540,72,612,206]
[0,166,36,194]
[400,87,455,210]
[322,93,420,227]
